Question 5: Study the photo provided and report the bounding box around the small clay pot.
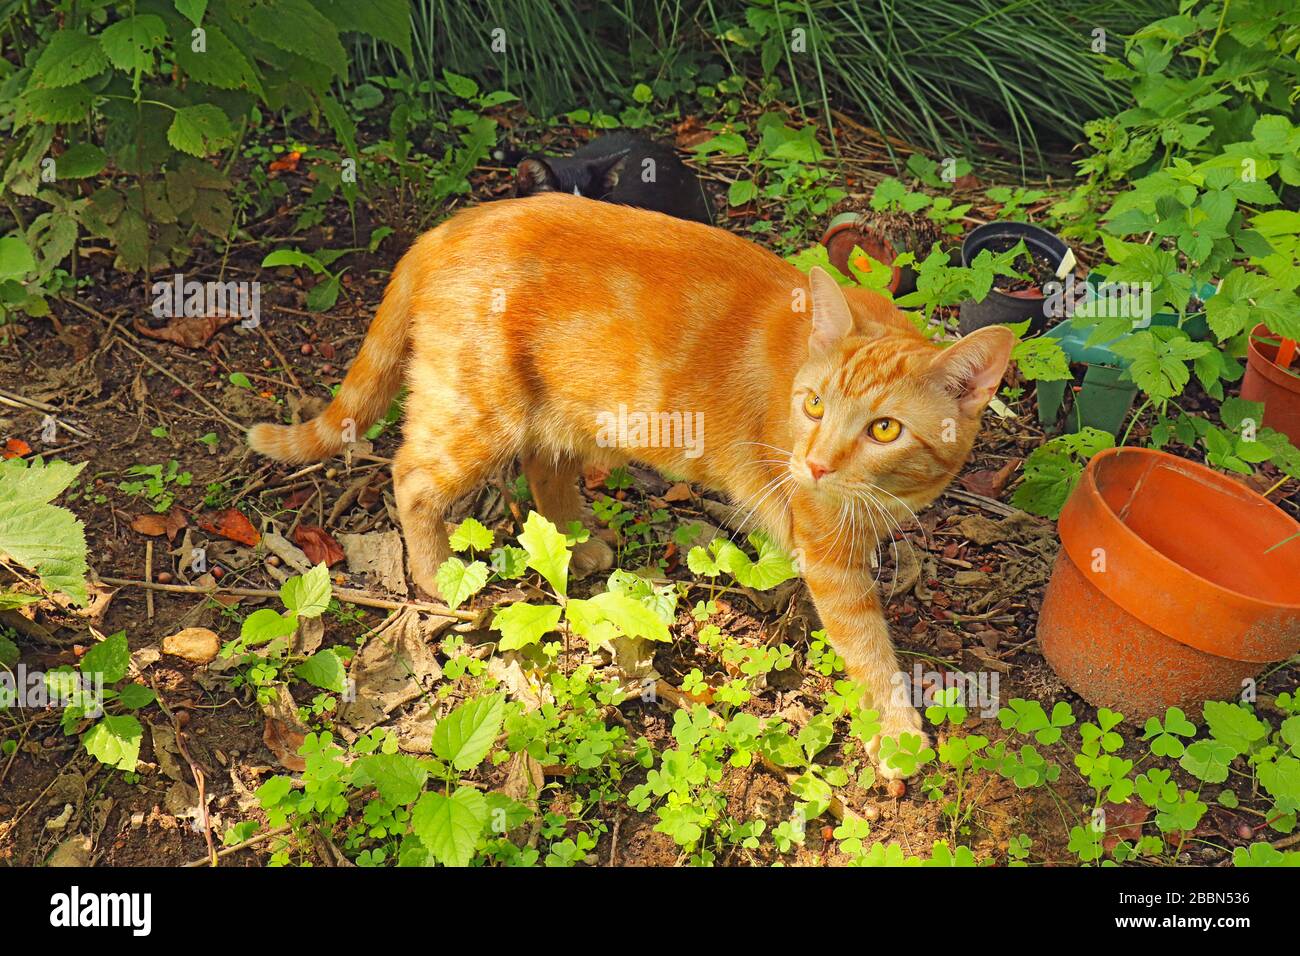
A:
[957,221,1070,336]
[820,213,904,295]
[1038,447,1300,720]
[1240,323,1300,446]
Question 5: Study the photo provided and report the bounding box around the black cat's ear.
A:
[516,158,560,196]
[587,151,631,194]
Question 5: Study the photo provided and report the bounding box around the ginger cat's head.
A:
[788,268,1014,520]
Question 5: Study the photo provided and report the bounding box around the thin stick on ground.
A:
[98,576,480,621]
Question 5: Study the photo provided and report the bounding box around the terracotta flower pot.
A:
[820,213,903,295]
[1240,323,1300,446]
[1038,447,1300,720]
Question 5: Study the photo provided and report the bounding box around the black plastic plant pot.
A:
[957,221,1070,337]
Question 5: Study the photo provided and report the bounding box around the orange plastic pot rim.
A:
[1064,446,1300,616]
[1246,323,1300,395]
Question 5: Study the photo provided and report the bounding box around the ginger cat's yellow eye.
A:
[868,418,902,443]
[803,392,824,420]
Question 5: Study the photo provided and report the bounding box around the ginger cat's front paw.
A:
[865,706,930,781]
[571,536,615,577]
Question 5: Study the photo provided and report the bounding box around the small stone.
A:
[156,571,173,584]
[885,778,907,798]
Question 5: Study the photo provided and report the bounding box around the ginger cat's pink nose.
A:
[808,460,832,482]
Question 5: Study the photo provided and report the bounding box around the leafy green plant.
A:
[0,0,410,313]
[0,456,89,605]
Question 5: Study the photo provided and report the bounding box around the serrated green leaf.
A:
[98,15,168,74]
[492,602,562,652]
[83,714,143,771]
[28,30,108,89]
[431,693,505,771]
[411,786,488,867]
[518,511,569,597]
[293,648,347,693]
[280,563,331,618]
[434,556,488,610]
[354,752,427,805]
[80,631,129,685]
[168,104,235,157]
[448,518,493,553]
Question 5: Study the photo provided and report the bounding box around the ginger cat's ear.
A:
[927,326,1015,416]
[808,266,853,355]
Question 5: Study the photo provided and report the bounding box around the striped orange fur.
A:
[247,193,1013,776]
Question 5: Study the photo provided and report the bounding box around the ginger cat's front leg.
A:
[800,553,928,780]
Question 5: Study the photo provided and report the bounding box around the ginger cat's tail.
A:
[247,259,412,464]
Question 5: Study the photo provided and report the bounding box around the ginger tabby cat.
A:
[248,193,1013,778]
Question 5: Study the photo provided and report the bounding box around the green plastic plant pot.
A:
[1082,271,1216,341]
[1035,321,1139,436]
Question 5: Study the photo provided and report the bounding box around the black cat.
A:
[509,132,713,225]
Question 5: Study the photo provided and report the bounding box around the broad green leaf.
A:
[411,786,488,867]
[518,511,569,597]
[117,683,157,710]
[293,649,347,693]
[0,237,36,281]
[98,15,168,74]
[174,0,208,26]
[431,693,505,771]
[492,602,562,651]
[83,714,143,771]
[168,104,236,157]
[0,458,88,604]
[80,631,130,685]
[435,557,488,610]
[448,518,493,553]
[28,30,108,89]
[280,563,331,618]
[354,752,428,805]
[248,0,348,78]
[239,608,298,647]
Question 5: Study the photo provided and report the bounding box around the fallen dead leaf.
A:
[338,608,444,730]
[958,458,1020,499]
[294,524,345,567]
[164,507,188,542]
[133,314,239,349]
[1104,802,1152,856]
[663,482,692,502]
[261,685,308,771]
[198,507,261,547]
[339,529,407,595]
[150,722,186,783]
[131,513,169,536]
[3,437,32,459]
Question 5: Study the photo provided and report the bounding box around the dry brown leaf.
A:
[133,314,239,349]
[131,513,168,536]
[198,507,261,547]
[663,482,692,502]
[958,458,1020,499]
[164,507,188,542]
[294,524,345,567]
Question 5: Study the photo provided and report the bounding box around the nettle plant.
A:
[1014,2,1300,515]
[0,0,411,316]
[220,562,350,709]
[692,112,847,249]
